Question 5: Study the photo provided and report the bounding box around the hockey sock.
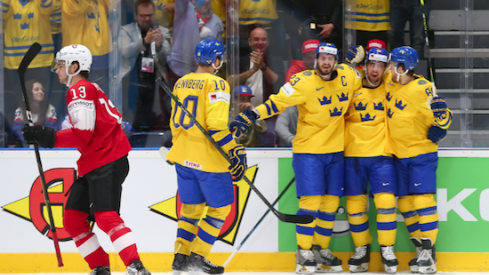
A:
[175,203,206,255]
[192,204,231,257]
[63,209,109,269]
[313,195,340,249]
[413,194,438,244]
[94,211,139,267]
[347,195,372,247]
[296,195,320,250]
[374,193,397,246]
[398,195,422,241]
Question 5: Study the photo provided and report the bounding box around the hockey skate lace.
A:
[417,249,433,262]
[351,246,367,260]
[204,257,219,268]
[319,248,337,260]
[300,249,315,261]
[381,246,396,261]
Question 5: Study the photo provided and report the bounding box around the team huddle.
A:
[22,38,451,275]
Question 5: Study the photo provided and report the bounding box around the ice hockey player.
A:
[230,43,363,274]
[344,47,398,273]
[386,46,452,274]
[167,39,248,275]
[23,44,150,275]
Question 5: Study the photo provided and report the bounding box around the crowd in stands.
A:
[2,0,431,148]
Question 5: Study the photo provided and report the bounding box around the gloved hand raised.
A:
[23,125,55,148]
[229,109,257,138]
[229,144,247,182]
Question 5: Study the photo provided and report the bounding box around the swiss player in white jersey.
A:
[23,44,150,275]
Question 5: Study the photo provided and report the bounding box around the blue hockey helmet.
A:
[366,48,389,63]
[389,46,419,71]
[315,43,338,59]
[195,39,225,65]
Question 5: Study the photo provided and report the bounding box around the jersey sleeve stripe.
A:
[264,102,272,116]
[270,100,279,113]
[217,133,233,147]
[208,130,219,135]
[41,0,53,8]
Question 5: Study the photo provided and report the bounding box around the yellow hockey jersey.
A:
[167,72,237,173]
[385,74,452,158]
[50,0,61,34]
[61,0,111,69]
[3,0,54,69]
[345,75,388,157]
[239,0,277,25]
[255,65,362,154]
[345,0,390,32]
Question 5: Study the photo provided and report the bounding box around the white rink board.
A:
[0,149,278,253]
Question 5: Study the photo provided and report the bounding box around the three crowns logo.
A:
[374,102,384,111]
[149,166,258,246]
[386,92,392,102]
[387,108,394,118]
[318,96,332,106]
[360,113,376,122]
[14,13,21,19]
[329,107,342,117]
[20,23,29,29]
[395,99,407,110]
[337,93,349,102]
[28,12,34,19]
[354,102,367,111]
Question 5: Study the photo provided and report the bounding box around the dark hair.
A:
[134,0,155,14]
[72,61,90,79]
[398,63,415,76]
[18,79,50,124]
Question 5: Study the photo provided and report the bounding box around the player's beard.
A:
[317,66,334,76]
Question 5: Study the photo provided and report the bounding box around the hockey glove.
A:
[23,125,55,148]
[229,144,247,182]
[345,45,365,64]
[427,125,447,143]
[229,109,256,138]
[430,96,447,119]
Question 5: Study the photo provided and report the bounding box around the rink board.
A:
[0,149,488,272]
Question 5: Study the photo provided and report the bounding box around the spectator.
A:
[3,0,55,127]
[344,0,390,50]
[234,85,267,148]
[12,80,57,147]
[389,0,432,58]
[196,0,223,41]
[61,0,112,93]
[167,0,223,80]
[121,0,172,132]
[276,105,298,147]
[237,27,285,107]
[286,0,343,60]
[285,39,319,83]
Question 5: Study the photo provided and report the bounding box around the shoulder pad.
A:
[417,79,428,85]
[302,70,312,76]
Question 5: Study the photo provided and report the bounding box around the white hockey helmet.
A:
[52,44,92,86]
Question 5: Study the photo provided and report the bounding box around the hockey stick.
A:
[420,0,437,97]
[223,176,296,267]
[159,146,174,165]
[156,77,312,224]
[18,42,64,267]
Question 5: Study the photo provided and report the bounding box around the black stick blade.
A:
[280,214,314,224]
[18,42,42,73]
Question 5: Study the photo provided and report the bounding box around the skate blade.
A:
[418,265,437,274]
[296,264,316,274]
[385,265,397,274]
[349,263,368,273]
[316,264,343,273]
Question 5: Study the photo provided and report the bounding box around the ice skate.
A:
[89,266,110,275]
[295,246,317,274]
[417,239,437,274]
[172,253,190,275]
[189,252,224,275]
[126,260,151,275]
[312,245,343,273]
[348,244,370,273]
[408,237,423,273]
[380,246,398,274]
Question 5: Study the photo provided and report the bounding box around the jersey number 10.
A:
[172,96,199,130]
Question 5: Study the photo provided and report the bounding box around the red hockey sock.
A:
[63,209,110,269]
[95,211,140,266]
